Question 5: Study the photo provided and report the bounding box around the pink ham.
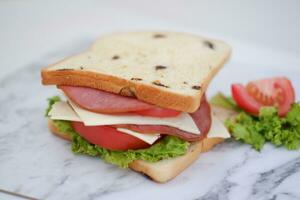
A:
[59,85,155,113]
[61,85,212,141]
[113,97,211,141]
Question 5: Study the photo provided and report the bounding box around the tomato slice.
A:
[231,84,262,115]
[273,78,295,116]
[134,107,181,117]
[231,77,295,116]
[71,122,150,151]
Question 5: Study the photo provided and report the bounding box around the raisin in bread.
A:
[41,31,231,112]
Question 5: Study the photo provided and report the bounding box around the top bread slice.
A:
[41,31,231,112]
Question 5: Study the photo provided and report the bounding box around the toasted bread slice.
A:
[47,105,233,183]
[42,32,231,112]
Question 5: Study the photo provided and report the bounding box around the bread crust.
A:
[47,119,224,183]
[42,69,198,112]
[48,120,72,141]
[41,32,231,113]
[41,56,228,113]
[129,137,223,183]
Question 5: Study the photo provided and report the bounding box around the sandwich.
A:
[41,31,232,182]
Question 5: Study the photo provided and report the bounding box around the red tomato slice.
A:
[231,77,295,116]
[71,122,150,151]
[273,78,295,116]
[231,84,262,115]
[134,107,181,117]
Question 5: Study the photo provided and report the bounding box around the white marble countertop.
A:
[1,1,300,199]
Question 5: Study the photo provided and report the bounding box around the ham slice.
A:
[113,97,211,141]
[59,85,155,113]
[60,85,211,141]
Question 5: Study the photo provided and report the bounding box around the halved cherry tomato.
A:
[231,77,295,116]
[231,84,262,115]
[71,122,150,151]
[134,107,181,117]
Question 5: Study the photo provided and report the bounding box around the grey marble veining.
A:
[1,0,300,199]
[0,52,300,200]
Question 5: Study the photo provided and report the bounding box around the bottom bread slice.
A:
[129,137,223,182]
[48,105,232,183]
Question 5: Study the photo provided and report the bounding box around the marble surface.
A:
[1,1,300,200]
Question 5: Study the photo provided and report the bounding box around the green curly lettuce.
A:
[211,93,300,151]
[210,92,241,111]
[52,120,77,138]
[45,96,61,116]
[72,134,189,168]
[225,104,300,151]
[46,96,189,167]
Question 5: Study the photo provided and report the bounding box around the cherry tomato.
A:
[231,77,295,116]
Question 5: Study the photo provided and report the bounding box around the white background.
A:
[1,0,300,79]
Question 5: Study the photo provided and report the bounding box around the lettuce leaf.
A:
[72,134,189,168]
[225,112,265,150]
[45,96,61,117]
[46,96,189,168]
[210,92,241,111]
[52,120,77,138]
[226,104,300,151]
[211,92,300,151]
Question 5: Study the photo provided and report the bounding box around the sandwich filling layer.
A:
[46,89,230,168]
[49,89,212,141]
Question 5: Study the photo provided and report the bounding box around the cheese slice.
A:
[49,101,230,145]
[49,101,160,144]
[117,128,161,144]
[68,100,200,134]
[117,115,230,144]
[48,101,81,121]
[207,115,231,138]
